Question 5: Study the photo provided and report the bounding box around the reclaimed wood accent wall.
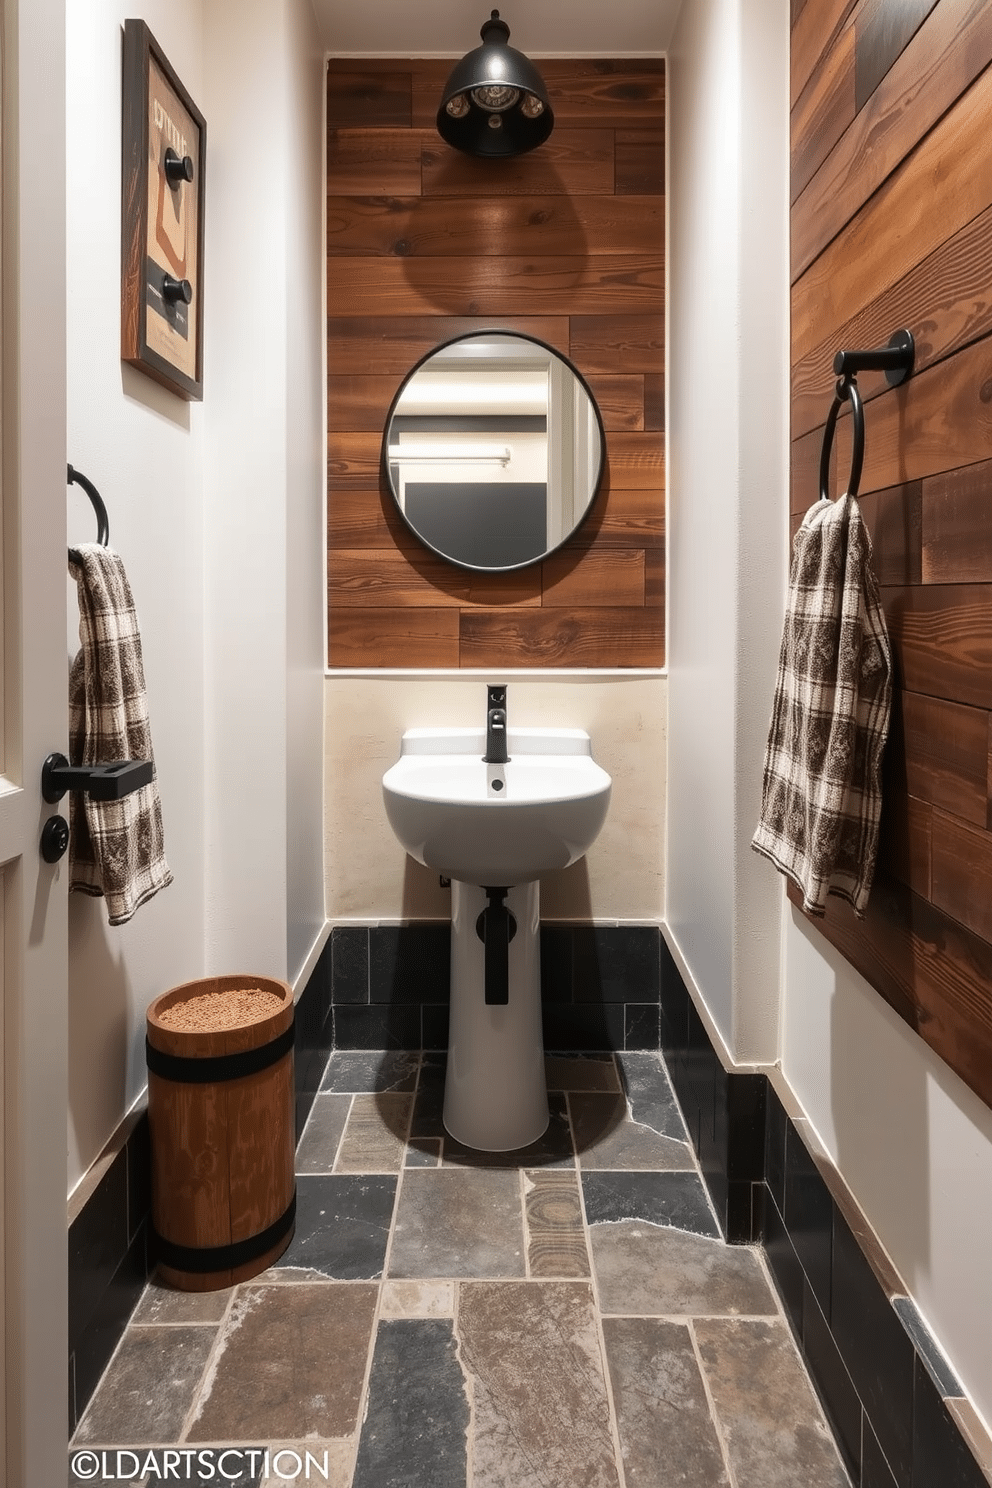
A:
[789,0,992,1108]
[326,59,665,668]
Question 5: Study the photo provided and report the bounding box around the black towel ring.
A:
[67,463,110,555]
[818,376,865,502]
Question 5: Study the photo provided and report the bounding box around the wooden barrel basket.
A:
[146,974,296,1291]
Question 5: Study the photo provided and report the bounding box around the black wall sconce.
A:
[437,10,554,158]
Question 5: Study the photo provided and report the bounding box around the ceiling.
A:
[311,0,683,56]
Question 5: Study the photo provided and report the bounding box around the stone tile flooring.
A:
[70,1050,852,1488]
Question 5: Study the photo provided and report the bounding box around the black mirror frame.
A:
[380,328,607,574]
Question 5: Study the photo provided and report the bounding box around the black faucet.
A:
[484,684,508,764]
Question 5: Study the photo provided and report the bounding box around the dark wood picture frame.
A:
[121,20,206,401]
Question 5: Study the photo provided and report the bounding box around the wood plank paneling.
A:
[329,608,459,668]
[459,609,664,668]
[793,0,992,280]
[326,194,665,259]
[923,458,992,584]
[327,59,665,671]
[421,131,615,197]
[790,23,855,201]
[326,71,412,128]
[541,546,645,608]
[328,316,571,375]
[792,62,992,347]
[327,254,664,319]
[791,2,992,1109]
[326,130,424,195]
[570,314,665,373]
[328,550,543,609]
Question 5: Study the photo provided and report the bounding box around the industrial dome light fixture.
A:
[437,10,554,158]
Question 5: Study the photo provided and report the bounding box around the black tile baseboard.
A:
[659,934,992,1488]
[328,922,663,1053]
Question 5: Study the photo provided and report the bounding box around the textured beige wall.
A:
[324,674,666,923]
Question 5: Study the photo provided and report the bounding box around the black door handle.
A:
[42,752,153,804]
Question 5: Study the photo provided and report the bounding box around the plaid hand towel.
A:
[68,544,173,925]
[752,493,892,918]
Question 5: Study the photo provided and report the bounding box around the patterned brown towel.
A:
[751,493,892,917]
[68,544,173,925]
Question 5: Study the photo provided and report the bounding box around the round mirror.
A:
[382,331,605,572]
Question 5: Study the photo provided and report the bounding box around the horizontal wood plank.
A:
[792,61,992,355]
[329,608,459,668]
[585,375,644,432]
[327,194,665,258]
[327,130,423,195]
[327,376,400,432]
[328,432,382,488]
[791,0,858,107]
[328,486,421,551]
[615,131,665,195]
[879,791,931,897]
[859,481,922,587]
[644,373,665,431]
[645,549,665,608]
[459,608,664,668]
[329,549,543,608]
[794,0,992,280]
[892,690,989,826]
[328,316,571,376]
[571,314,665,373]
[790,21,855,201]
[327,255,664,319]
[923,457,992,584]
[327,70,412,129]
[421,131,615,197]
[931,808,992,944]
[882,583,992,710]
[791,199,992,438]
[541,546,645,607]
[606,432,665,489]
[584,485,665,546]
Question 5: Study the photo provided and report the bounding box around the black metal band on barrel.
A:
[153,1191,296,1274]
[145,1020,295,1085]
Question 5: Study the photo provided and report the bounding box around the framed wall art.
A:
[121,20,206,401]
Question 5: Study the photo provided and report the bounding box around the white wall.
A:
[325,674,666,923]
[666,0,787,1062]
[66,0,326,1193]
[66,0,208,1189]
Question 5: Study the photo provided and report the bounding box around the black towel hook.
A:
[819,376,865,501]
[819,329,914,502]
[67,463,110,551]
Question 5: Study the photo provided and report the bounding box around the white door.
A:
[0,0,70,1481]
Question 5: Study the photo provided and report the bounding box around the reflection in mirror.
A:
[383,333,604,572]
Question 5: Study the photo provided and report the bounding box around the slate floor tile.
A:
[275,1175,396,1279]
[72,1325,217,1444]
[582,1169,719,1235]
[694,1317,851,1488]
[456,1281,621,1488]
[616,1050,690,1138]
[389,1169,525,1279]
[352,1319,469,1488]
[603,1317,730,1487]
[320,1050,420,1093]
[545,1053,622,1092]
[295,1093,352,1174]
[591,1222,778,1316]
[571,1093,695,1170]
[186,1283,377,1442]
[335,1093,413,1172]
[130,1277,234,1325]
[524,1169,590,1277]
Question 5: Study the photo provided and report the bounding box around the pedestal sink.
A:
[382,726,611,1150]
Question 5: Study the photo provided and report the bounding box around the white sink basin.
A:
[382,727,612,886]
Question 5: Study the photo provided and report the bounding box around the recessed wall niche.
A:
[326,58,665,668]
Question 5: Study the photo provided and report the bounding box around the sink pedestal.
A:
[443,880,548,1151]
